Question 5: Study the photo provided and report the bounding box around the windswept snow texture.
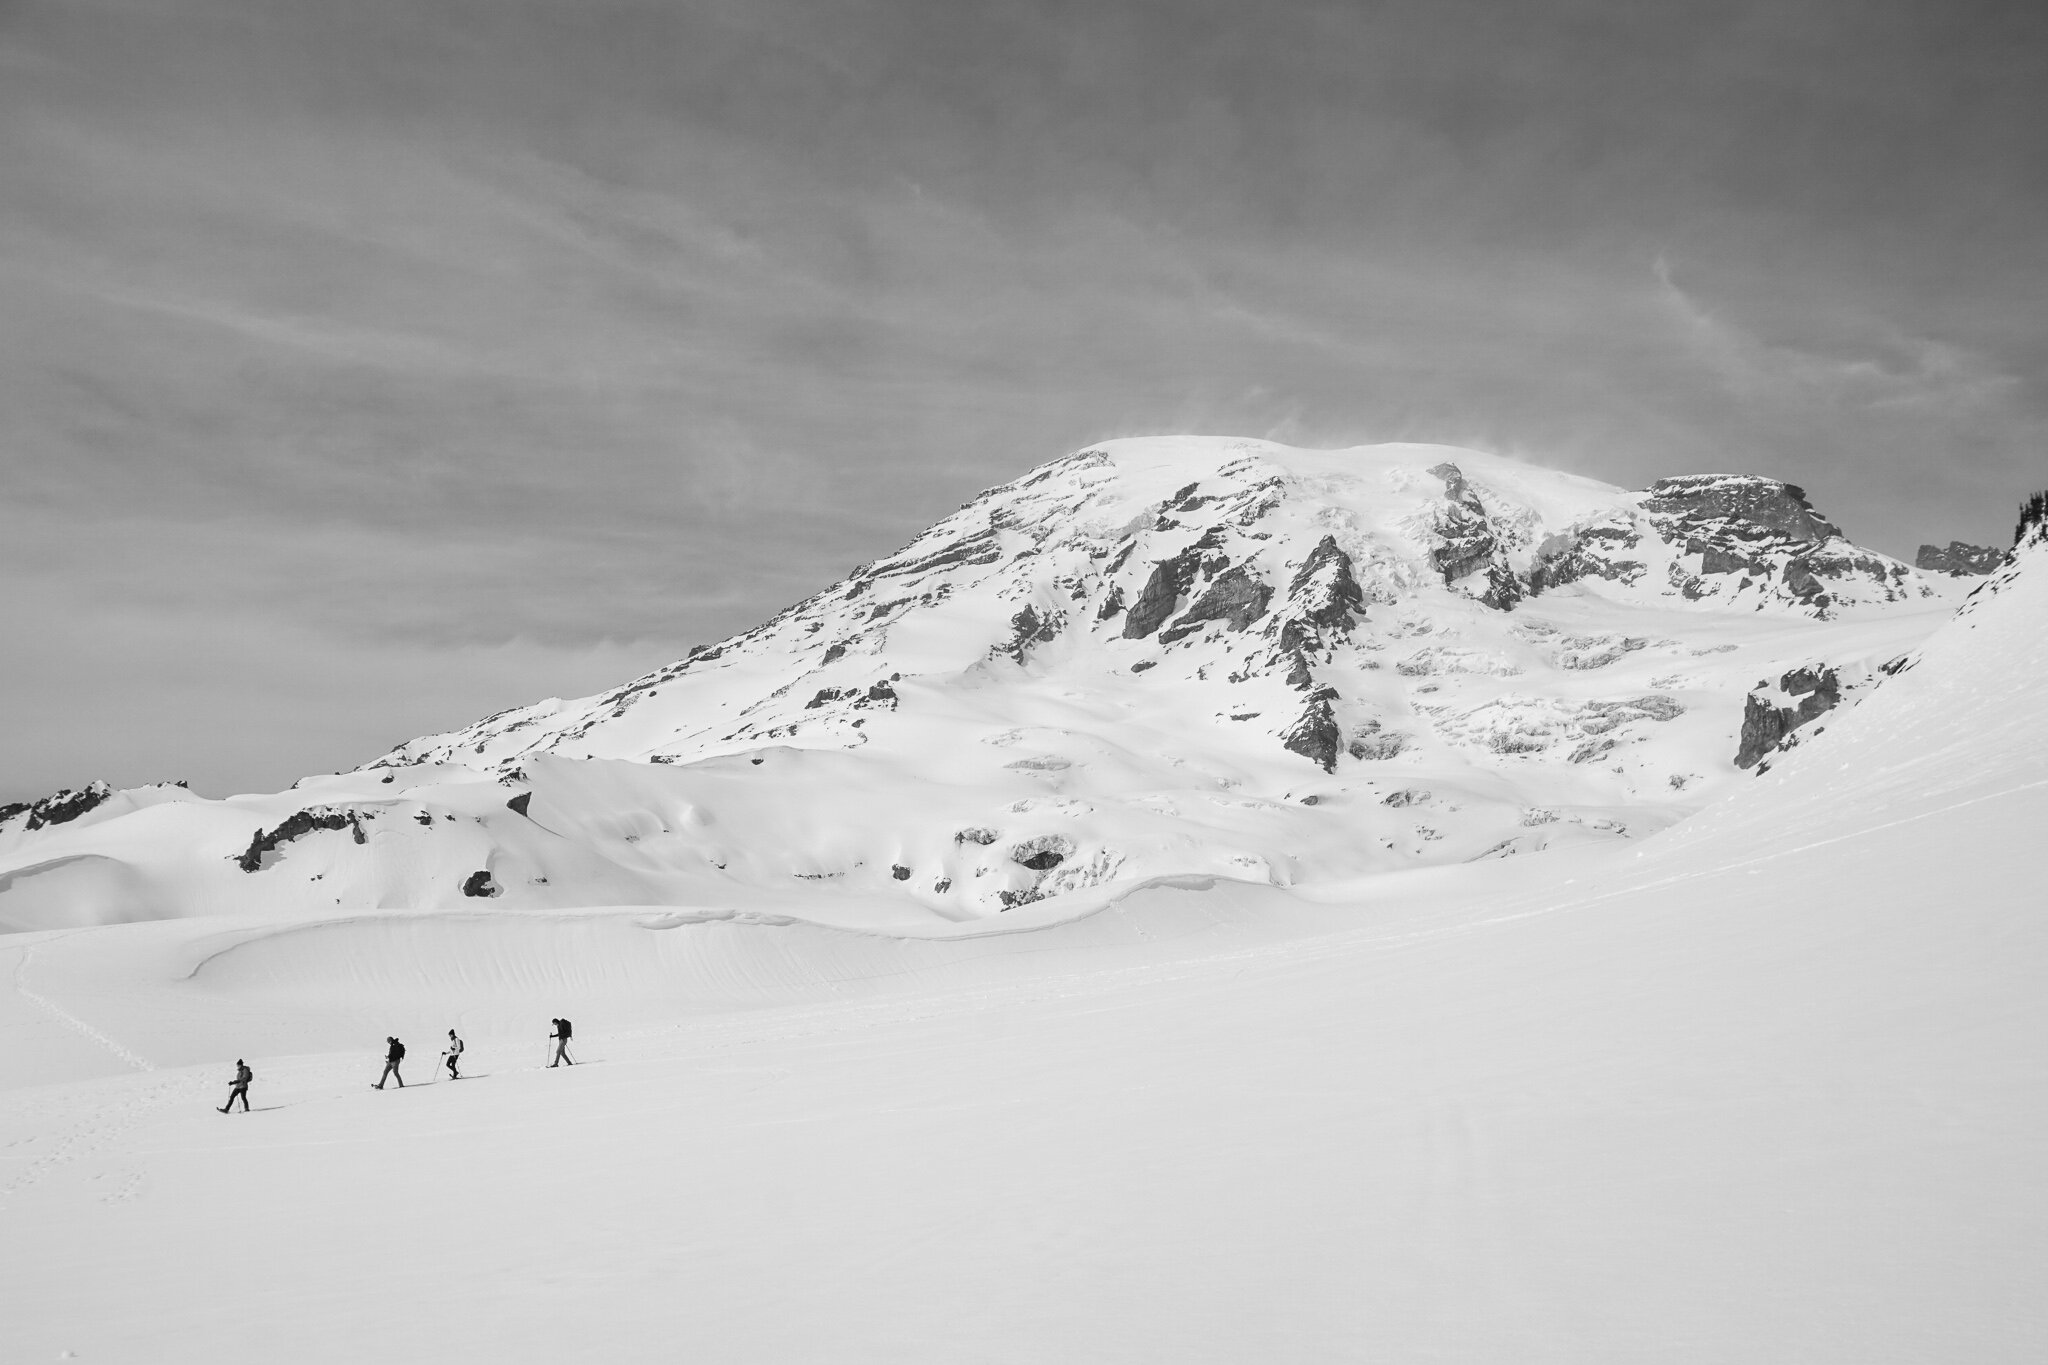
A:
[0,438,1963,929]
[0,522,2042,1364]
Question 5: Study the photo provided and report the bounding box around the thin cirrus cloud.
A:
[2,0,2044,800]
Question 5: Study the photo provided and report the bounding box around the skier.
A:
[443,1029,464,1081]
[549,1017,574,1067]
[375,1036,406,1089]
[217,1058,252,1113]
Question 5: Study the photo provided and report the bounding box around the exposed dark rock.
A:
[1283,649,1316,690]
[1095,584,1126,621]
[890,864,911,881]
[1915,541,2003,575]
[1735,665,1842,768]
[1431,508,1496,584]
[805,680,900,711]
[1281,691,1343,771]
[820,642,847,665]
[414,811,435,826]
[0,800,28,825]
[1430,463,1476,504]
[1476,564,1524,611]
[506,792,532,817]
[1009,834,1075,870]
[461,869,498,898]
[954,827,999,845]
[1780,558,1831,608]
[1641,475,1842,542]
[873,525,1003,581]
[1424,463,1522,608]
[20,781,114,831]
[1383,789,1430,808]
[237,808,365,872]
[1696,543,1765,577]
[1003,604,1066,659]
[1158,566,1273,644]
[1122,546,1204,640]
[1528,525,1646,594]
[1286,535,1365,630]
[933,878,952,894]
[1638,475,1908,610]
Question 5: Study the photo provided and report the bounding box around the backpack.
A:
[392,1041,406,1061]
[449,1037,464,1054]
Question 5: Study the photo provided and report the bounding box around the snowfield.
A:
[0,447,2040,1362]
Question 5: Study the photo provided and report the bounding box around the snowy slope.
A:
[0,487,2039,1364]
[0,438,1962,930]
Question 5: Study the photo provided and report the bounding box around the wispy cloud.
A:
[1653,252,2021,416]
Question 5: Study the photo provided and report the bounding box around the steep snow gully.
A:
[0,441,2041,1364]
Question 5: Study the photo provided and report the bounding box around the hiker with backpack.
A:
[549,1017,574,1067]
[443,1029,464,1080]
[218,1058,252,1113]
[375,1036,406,1089]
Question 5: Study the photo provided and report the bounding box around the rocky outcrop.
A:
[1642,475,1843,542]
[1915,541,2003,575]
[805,680,900,711]
[1158,566,1273,644]
[461,869,499,897]
[1528,524,1649,596]
[1000,604,1067,660]
[1009,834,1074,871]
[1424,464,1524,610]
[237,808,367,872]
[6,781,116,832]
[1122,546,1205,640]
[1286,536,1365,631]
[1735,665,1843,769]
[1281,689,1343,771]
[1639,474,1917,614]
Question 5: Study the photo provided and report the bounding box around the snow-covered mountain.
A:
[0,438,1968,931]
[3,455,2042,1365]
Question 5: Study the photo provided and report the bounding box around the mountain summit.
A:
[0,438,1961,930]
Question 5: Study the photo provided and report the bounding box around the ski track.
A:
[11,933,156,1074]
[0,935,189,1209]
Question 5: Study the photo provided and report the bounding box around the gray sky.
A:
[3,0,2044,801]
